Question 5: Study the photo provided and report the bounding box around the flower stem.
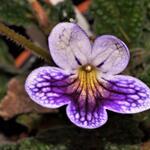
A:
[0,22,51,63]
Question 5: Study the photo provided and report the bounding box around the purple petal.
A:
[91,35,130,75]
[48,22,91,72]
[66,100,108,129]
[25,66,71,108]
[101,75,150,113]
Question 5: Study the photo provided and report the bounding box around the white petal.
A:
[48,22,92,72]
[91,35,130,75]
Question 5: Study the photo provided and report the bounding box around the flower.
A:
[25,22,150,129]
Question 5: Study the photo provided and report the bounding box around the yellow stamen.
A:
[78,65,98,96]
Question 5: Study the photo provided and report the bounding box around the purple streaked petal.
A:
[48,22,91,72]
[66,102,108,129]
[91,35,130,75]
[64,68,108,129]
[101,75,150,113]
[25,66,71,108]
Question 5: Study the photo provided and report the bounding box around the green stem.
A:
[0,22,50,63]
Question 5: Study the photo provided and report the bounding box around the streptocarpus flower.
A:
[25,22,150,129]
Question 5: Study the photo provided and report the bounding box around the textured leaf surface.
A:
[0,0,32,26]
[89,0,146,45]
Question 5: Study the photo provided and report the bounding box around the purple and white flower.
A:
[25,22,150,129]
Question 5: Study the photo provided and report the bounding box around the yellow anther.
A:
[84,65,93,72]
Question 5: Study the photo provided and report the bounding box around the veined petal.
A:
[65,67,108,129]
[101,75,150,113]
[48,22,92,72]
[66,102,107,129]
[91,35,130,75]
[25,66,71,108]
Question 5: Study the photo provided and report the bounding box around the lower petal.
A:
[25,66,71,108]
[66,102,108,129]
[101,75,150,113]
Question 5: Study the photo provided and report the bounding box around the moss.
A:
[104,142,140,150]
[0,138,67,150]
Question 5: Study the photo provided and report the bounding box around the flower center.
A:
[78,65,98,92]
[67,64,104,114]
[83,65,93,72]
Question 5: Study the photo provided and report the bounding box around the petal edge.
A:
[101,75,150,114]
[92,35,130,75]
[25,66,71,108]
[48,22,92,72]
[66,102,108,129]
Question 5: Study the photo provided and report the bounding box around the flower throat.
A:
[78,65,98,93]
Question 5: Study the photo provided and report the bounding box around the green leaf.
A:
[89,0,146,46]
[0,0,32,26]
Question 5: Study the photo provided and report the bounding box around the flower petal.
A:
[66,101,108,129]
[25,66,71,108]
[101,75,150,113]
[91,35,130,75]
[48,22,92,72]
[65,68,108,129]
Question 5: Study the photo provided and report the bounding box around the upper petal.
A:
[91,35,130,75]
[25,66,71,108]
[48,22,92,72]
[101,75,150,113]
